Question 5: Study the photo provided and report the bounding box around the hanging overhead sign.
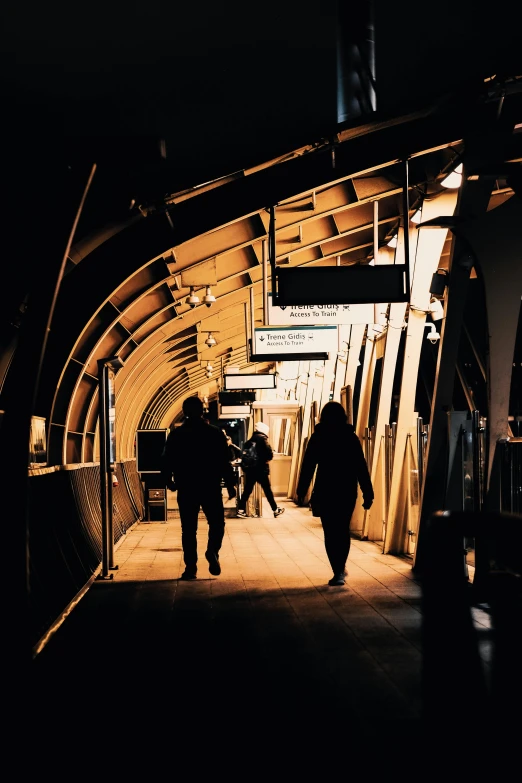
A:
[274,265,408,305]
[223,374,276,390]
[267,293,374,325]
[253,325,337,356]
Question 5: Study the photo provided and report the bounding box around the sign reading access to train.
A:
[267,294,374,325]
[253,325,338,355]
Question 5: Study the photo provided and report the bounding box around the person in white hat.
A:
[236,421,284,519]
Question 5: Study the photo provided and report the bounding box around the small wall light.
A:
[425,323,440,344]
[186,286,200,308]
[205,332,217,348]
[202,286,216,308]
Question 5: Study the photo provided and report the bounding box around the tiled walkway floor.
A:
[30,496,494,775]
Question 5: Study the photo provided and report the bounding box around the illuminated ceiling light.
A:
[202,286,216,308]
[186,286,200,308]
[441,163,463,189]
[205,362,213,378]
[205,332,217,348]
[387,235,398,248]
[410,208,422,224]
[428,298,444,322]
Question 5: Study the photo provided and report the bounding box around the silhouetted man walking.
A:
[161,396,236,580]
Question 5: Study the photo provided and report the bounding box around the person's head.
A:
[254,421,270,436]
[319,401,347,427]
[183,395,204,419]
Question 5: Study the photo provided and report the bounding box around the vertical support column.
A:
[402,159,411,297]
[250,286,255,350]
[98,362,112,580]
[417,417,425,495]
[333,323,351,401]
[244,301,251,360]
[262,239,268,325]
[355,328,377,439]
[97,356,122,578]
[268,206,277,304]
[344,323,365,391]
[319,357,336,412]
[362,301,407,539]
[415,179,494,570]
[385,189,459,554]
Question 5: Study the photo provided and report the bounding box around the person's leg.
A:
[177,489,200,574]
[320,512,342,574]
[258,472,278,512]
[237,470,256,511]
[201,485,226,555]
[320,504,354,577]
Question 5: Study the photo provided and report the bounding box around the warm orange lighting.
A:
[441,163,463,189]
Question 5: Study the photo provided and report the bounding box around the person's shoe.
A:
[180,570,197,581]
[328,573,345,586]
[205,549,221,576]
[273,507,285,518]
[236,509,247,518]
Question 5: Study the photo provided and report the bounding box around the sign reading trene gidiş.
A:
[253,325,338,356]
[267,294,374,325]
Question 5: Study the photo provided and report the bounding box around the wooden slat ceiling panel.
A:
[215,245,260,281]
[72,301,121,363]
[168,346,199,367]
[281,245,323,266]
[132,306,178,343]
[352,174,402,201]
[119,340,138,362]
[174,214,266,267]
[110,258,170,310]
[334,199,396,233]
[85,321,132,376]
[68,375,98,434]
[211,273,252,297]
[120,283,175,332]
[322,227,374,258]
[277,182,357,221]
[277,215,338,252]
[166,335,198,355]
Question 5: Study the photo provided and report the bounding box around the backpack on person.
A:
[241,440,259,469]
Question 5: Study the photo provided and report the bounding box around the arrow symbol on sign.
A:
[259,335,265,341]
[280,306,287,310]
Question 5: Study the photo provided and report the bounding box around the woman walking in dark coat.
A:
[296,401,373,586]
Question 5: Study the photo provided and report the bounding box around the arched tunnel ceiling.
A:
[36,83,521,465]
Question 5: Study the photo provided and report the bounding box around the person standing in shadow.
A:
[296,401,373,586]
[161,396,237,580]
[236,421,285,519]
